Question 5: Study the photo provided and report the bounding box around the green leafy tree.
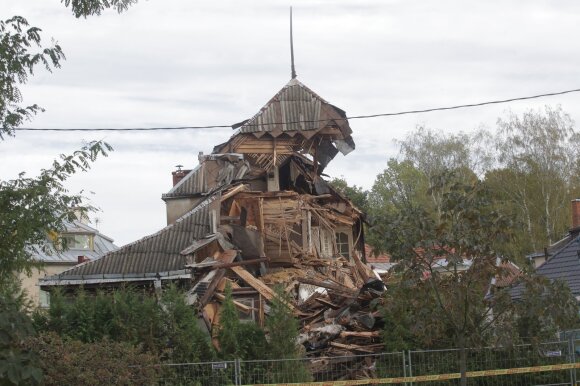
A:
[367,128,479,256]
[161,284,213,363]
[1,4,120,384]
[0,16,65,138]
[328,177,368,212]
[514,276,579,344]
[0,141,112,282]
[0,142,110,385]
[217,283,267,360]
[265,287,311,382]
[366,159,429,253]
[397,127,478,219]
[381,170,579,386]
[216,284,242,360]
[61,0,139,18]
[38,286,213,364]
[0,284,42,385]
[382,171,515,386]
[488,106,580,252]
[23,332,159,386]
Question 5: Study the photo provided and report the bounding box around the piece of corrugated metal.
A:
[162,164,206,199]
[239,80,328,135]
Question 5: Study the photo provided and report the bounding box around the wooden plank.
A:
[213,258,269,270]
[214,293,253,314]
[258,198,265,231]
[229,266,296,311]
[352,251,371,282]
[329,342,377,353]
[315,297,341,309]
[339,331,380,339]
[198,269,225,307]
[198,250,238,306]
[230,266,277,301]
[296,277,358,297]
[221,184,248,202]
[258,294,264,328]
[301,209,308,253]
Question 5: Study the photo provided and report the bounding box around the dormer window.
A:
[59,234,94,251]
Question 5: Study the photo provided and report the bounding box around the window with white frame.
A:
[59,234,94,251]
[335,231,351,258]
[236,298,256,322]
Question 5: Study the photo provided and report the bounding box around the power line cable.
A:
[11,87,580,132]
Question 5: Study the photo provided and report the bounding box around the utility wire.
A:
[12,87,580,132]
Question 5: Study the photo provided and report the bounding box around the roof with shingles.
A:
[162,164,206,200]
[495,261,521,288]
[162,154,249,200]
[511,235,580,299]
[47,194,217,279]
[237,78,352,136]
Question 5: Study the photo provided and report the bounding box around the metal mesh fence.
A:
[408,340,573,386]
[156,360,237,386]
[151,340,580,385]
[239,351,405,384]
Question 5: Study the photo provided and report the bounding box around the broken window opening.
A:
[336,231,350,258]
[278,160,292,191]
[236,298,256,322]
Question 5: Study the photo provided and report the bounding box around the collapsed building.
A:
[41,78,386,360]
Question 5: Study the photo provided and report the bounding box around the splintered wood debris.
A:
[186,184,386,362]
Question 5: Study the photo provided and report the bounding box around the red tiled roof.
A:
[495,261,521,288]
[365,244,391,263]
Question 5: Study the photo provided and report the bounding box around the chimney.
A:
[172,165,188,187]
[77,255,90,264]
[572,199,580,230]
[72,207,89,224]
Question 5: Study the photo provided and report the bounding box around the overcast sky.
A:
[2,0,580,246]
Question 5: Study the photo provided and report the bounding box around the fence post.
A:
[407,351,413,386]
[402,351,407,386]
[568,336,576,386]
[235,358,241,386]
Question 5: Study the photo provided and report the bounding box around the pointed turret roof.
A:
[236,78,353,140]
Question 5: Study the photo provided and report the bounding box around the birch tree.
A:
[493,106,580,247]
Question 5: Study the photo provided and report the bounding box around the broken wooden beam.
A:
[229,265,297,311]
[214,293,253,314]
[213,257,269,270]
[329,342,377,353]
[339,331,380,339]
[296,277,358,297]
[220,184,249,202]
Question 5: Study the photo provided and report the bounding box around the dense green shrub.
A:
[217,283,268,361]
[0,284,42,385]
[35,285,213,364]
[23,333,159,386]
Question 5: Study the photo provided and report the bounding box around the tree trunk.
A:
[544,191,552,245]
[458,333,468,386]
[522,197,536,251]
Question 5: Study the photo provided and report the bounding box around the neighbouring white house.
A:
[20,216,117,307]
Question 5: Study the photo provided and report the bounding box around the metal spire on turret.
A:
[290,7,297,79]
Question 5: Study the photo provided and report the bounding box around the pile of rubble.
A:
[188,242,386,359]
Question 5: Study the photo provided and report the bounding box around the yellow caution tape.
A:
[243,362,580,386]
